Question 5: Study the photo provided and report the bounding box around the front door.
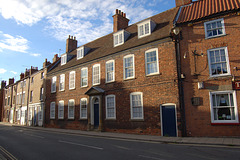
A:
[94,98,99,128]
[161,104,177,137]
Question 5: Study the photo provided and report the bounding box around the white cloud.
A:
[0,68,7,74]
[30,53,41,57]
[10,71,17,75]
[0,0,158,44]
[0,32,29,53]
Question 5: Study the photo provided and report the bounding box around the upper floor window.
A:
[207,47,230,77]
[80,98,87,119]
[77,47,84,59]
[210,91,239,124]
[137,19,156,39]
[50,102,55,119]
[40,88,44,100]
[31,77,34,83]
[59,74,65,91]
[106,60,115,83]
[92,64,100,85]
[113,30,130,47]
[106,95,116,119]
[51,76,57,93]
[81,68,88,87]
[68,99,75,119]
[58,100,64,119]
[30,91,33,103]
[123,55,135,80]
[69,71,75,90]
[204,18,226,39]
[41,72,44,79]
[61,54,67,65]
[145,48,159,76]
[22,92,25,104]
[130,92,144,120]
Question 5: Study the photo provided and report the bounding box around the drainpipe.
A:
[175,31,187,137]
[26,77,31,126]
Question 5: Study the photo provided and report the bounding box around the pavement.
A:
[1,122,240,147]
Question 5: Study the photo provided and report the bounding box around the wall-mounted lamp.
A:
[171,27,182,35]
[192,50,204,57]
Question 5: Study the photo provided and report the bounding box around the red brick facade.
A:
[178,13,240,137]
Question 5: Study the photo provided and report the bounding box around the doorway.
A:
[94,98,99,128]
[161,104,177,137]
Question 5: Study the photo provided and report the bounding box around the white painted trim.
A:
[58,100,64,119]
[105,60,115,83]
[80,98,88,119]
[92,64,100,86]
[123,54,135,80]
[160,103,178,137]
[51,76,57,93]
[81,67,88,87]
[130,92,144,120]
[204,18,226,39]
[50,102,55,119]
[105,95,116,119]
[59,74,65,91]
[68,99,75,119]
[145,48,159,76]
[69,71,76,90]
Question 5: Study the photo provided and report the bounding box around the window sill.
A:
[211,123,239,125]
[81,85,88,88]
[105,81,115,84]
[59,89,65,92]
[69,88,76,91]
[146,72,160,77]
[124,77,135,81]
[208,75,232,80]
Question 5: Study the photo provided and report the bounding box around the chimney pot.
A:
[112,9,130,33]
[66,35,77,53]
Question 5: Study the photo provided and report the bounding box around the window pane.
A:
[145,23,149,34]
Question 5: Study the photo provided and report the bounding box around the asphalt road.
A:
[0,125,239,160]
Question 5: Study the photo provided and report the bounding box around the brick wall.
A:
[180,13,240,137]
[45,39,182,136]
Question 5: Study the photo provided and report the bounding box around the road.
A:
[0,125,239,160]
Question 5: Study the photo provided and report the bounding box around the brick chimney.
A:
[8,78,14,85]
[1,81,6,89]
[20,73,24,80]
[52,54,59,63]
[176,0,192,7]
[43,59,51,68]
[30,66,38,75]
[66,35,77,53]
[24,68,30,77]
[112,9,129,33]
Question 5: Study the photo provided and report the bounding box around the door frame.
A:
[90,96,100,127]
[160,103,178,137]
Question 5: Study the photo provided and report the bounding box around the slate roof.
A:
[177,0,240,24]
[48,7,179,74]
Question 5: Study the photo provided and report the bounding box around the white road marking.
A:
[113,145,131,150]
[58,140,103,150]
[138,154,164,160]
[23,133,45,139]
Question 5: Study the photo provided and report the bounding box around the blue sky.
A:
[0,0,175,83]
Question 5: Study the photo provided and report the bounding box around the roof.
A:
[48,8,179,74]
[177,0,240,24]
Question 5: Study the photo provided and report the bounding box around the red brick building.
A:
[45,7,184,136]
[176,0,240,136]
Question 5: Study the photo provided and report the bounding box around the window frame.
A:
[204,18,226,39]
[68,99,75,119]
[50,102,55,119]
[30,91,33,103]
[209,91,239,124]
[51,76,57,93]
[113,30,124,47]
[81,67,88,87]
[123,54,135,80]
[40,88,44,100]
[69,71,76,90]
[59,74,65,91]
[130,92,144,120]
[80,98,87,119]
[145,48,159,76]
[58,100,64,119]
[207,47,230,77]
[77,47,84,60]
[105,95,116,119]
[105,60,115,83]
[137,19,151,38]
[61,54,67,65]
[92,64,100,86]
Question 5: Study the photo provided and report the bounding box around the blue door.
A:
[162,105,177,137]
[94,103,99,128]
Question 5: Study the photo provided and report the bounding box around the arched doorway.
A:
[93,98,99,128]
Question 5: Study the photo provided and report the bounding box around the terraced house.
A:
[1,0,240,137]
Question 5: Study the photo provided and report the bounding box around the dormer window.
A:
[77,46,90,60]
[61,54,67,65]
[113,30,130,47]
[77,47,84,59]
[137,19,156,39]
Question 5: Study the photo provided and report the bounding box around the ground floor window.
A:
[68,99,75,119]
[50,102,55,119]
[130,92,144,120]
[58,101,64,119]
[106,95,116,119]
[210,91,239,123]
[80,98,87,119]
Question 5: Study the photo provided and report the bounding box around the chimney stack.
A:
[8,78,14,85]
[175,0,192,7]
[20,73,24,80]
[66,35,77,53]
[112,9,129,33]
[30,66,38,75]
[1,81,6,89]
[52,54,59,63]
[43,59,51,68]
[25,68,30,77]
